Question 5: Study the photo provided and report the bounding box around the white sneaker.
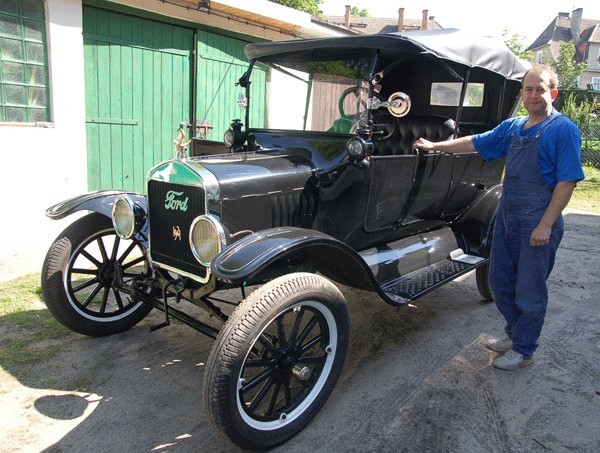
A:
[493,349,534,370]
[485,336,512,353]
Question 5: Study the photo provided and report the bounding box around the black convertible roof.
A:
[245,29,530,81]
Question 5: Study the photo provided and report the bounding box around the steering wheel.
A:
[338,86,368,118]
[372,112,395,141]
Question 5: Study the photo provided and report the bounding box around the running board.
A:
[381,251,486,303]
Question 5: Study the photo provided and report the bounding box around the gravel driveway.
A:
[1,209,598,452]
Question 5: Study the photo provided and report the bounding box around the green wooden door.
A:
[83,7,193,192]
[196,31,266,138]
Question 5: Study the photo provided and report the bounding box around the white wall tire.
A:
[204,273,350,450]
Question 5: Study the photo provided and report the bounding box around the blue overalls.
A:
[488,114,564,357]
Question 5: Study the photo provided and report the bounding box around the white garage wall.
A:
[0,0,87,280]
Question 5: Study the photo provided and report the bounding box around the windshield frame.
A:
[242,51,381,134]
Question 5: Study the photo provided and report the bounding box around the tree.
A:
[503,30,532,117]
[269,0,323,16]
[552,41,587,89]
[502,30,533,61]
[350,6,369,17]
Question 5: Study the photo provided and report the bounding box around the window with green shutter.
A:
[0,0,50,123]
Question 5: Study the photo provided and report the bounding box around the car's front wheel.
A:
[41,212,152,336]
[204,273,350,450]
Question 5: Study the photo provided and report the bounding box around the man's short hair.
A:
[523,64,559,89]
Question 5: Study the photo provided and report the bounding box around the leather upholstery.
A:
[375,115,455,155]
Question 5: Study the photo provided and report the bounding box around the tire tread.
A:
[204,273,349,450]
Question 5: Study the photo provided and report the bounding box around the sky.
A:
[319,0,600,45]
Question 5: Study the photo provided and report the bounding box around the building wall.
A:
[585,42,600,72]
[0,0,88,279]
[529,41,600,90]
[580,42,600,90]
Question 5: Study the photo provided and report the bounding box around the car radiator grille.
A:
[148,180,208,280]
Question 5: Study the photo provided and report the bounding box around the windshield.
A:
[257,57,372,134]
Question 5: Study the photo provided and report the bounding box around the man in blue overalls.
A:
[415,65,585,370]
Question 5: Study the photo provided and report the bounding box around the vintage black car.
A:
[42,29,529,449]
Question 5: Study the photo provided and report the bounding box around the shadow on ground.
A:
[1,212,598,452]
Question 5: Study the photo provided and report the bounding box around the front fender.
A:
[46,190,147,220]
[211,227,378,293]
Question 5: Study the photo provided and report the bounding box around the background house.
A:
[527,7,600,90]
[321,5,442,35]
[0,0,351,280]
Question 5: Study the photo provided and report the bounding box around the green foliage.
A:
[559,92,595,125]
[269,0,323,16]
[552,41,587,89]
[515,101,528,117]
[554,89,599,115]
[350,6,369,17]
[503,30,533,60]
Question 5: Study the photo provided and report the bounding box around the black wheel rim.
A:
[66,228,147,320]
[237,301,336,427]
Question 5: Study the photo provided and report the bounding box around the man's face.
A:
[520,70,558,117]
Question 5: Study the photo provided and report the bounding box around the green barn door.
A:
[196,31,266,138]
[83,7,193,192]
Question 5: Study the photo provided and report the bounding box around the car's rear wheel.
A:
[476,263,493,301]
[41,212,152,336]
[204,273,350,450]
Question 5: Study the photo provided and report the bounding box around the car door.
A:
[364,152,453,231]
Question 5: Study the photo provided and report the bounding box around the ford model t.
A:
[42,29,529,449]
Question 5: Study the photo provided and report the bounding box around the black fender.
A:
[46,190,147,220]
[212,226,385,295]
[452,184,501,257]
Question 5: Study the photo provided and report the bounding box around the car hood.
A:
[183,151,315,201]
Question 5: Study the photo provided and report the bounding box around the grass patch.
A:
[581,164,600,183]
[569,164,600,213]
[0,274,69,373]
[0,339,62,366]
[0,274,42,316]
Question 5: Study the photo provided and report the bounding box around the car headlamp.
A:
[224,129,236,147]
[347,137,373,160]
[223,119,246,149]
[189,214,227,266]
[112,196,146,239]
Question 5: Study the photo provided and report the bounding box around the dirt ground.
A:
[1,209,599,453]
